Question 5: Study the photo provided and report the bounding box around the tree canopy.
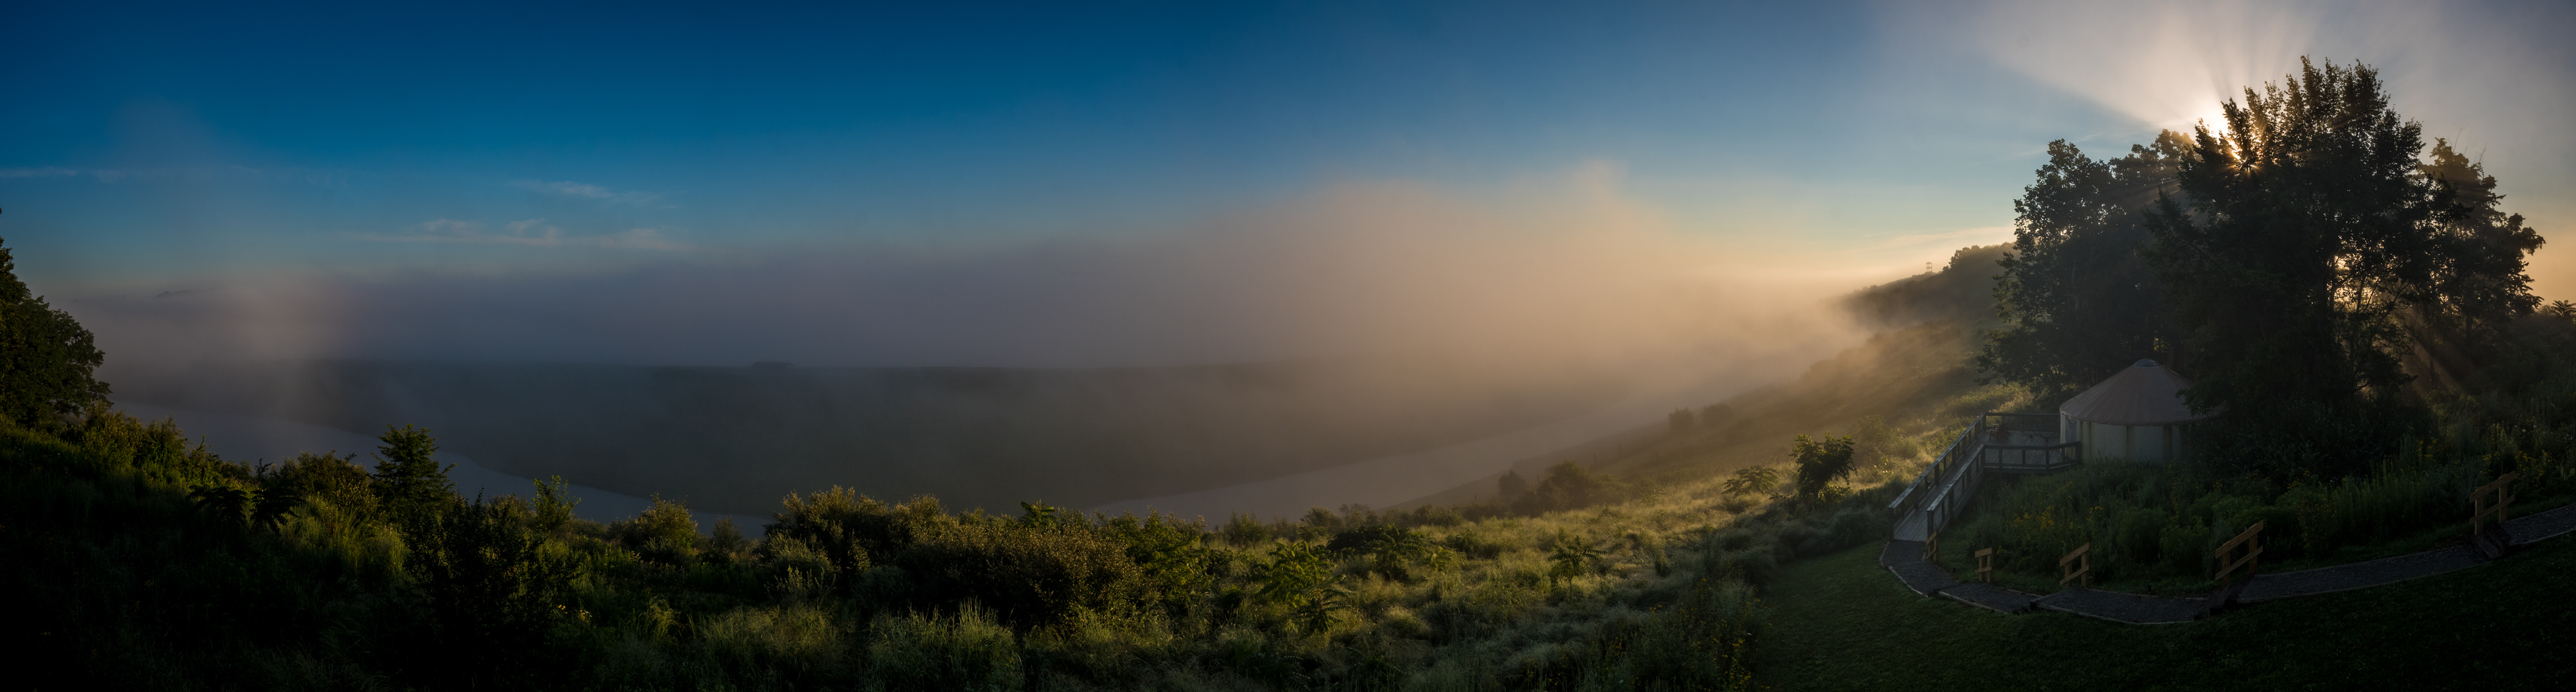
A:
[1979,58,2546,473]
[0,234,112,427]
[1789,434,1855,501]
[2141,59,2542,429]
[1978,133,2187,395]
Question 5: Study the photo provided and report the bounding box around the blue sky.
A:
[1,2,2089,277]
[5,0,2573,366]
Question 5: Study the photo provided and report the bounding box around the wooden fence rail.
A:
[2059,543,2090,589]
[2473,473,2520,536]
[2216,521,2264,586]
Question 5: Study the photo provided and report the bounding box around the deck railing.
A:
[1983,442,2082,474]
[1920,457,1986,536]
[1891,411,2082,540]
[1889,420,1982,515]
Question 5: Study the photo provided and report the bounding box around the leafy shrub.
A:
[764,489,940,585]
[864,606,1022,692]
[264,451,378,521]
[896,519,1153,628]
[1221,511,1272,546]
[615,494,700,563]
[699,605,847,677]
[1512,461,1625,515]
[1791,434,1858,502]
[1435,530,1499,560]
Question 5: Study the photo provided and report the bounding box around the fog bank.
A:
[71,170,1887,514]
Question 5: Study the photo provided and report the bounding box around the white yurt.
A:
[2058,359,2217,463]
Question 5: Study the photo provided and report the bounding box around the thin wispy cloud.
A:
[0,165,348,185]
[509,179,666,207]
[357,219,689,250]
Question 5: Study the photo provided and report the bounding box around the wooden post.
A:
[1974,548,1995,583]
[2058,543,2090,589]
[2214,521,2264,586]
[2471,473,2521,536]
[1924,529,1940,562]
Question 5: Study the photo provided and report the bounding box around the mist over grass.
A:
[73,173,1886,513]
[69,174,1876,370]
[111,356,1630,515]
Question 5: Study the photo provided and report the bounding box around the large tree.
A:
[0,232,113,427]
[1978,132,2189,395]
[2417,137,2546,341]
[2140,59,2542,468]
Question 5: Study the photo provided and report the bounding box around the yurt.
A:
[2058,359,2217,463]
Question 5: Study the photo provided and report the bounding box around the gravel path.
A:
[2237,545,2486,602]
[1872,500,2576,623]
[1879,540,1958,596]
[2505,501,2576,545]
[2034,587,2209,624]
[1939,582,2036,614]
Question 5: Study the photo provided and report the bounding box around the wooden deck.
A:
[1889,412,2077,542]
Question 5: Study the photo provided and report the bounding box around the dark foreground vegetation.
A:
[1759,536,2576,691]
[1,403,1917,690]
[1941,303,2576,591]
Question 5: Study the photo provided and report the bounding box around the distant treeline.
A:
[1839,244,2009,330]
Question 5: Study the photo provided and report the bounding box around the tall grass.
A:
[1949,430,2566,591]
[3,405,1907,691]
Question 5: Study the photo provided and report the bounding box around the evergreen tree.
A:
[371,424,455,519]
[0,231,112,427]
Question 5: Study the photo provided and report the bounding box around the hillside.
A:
[1404,245,2018,509]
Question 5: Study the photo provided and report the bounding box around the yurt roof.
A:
[2059,359,2217,426]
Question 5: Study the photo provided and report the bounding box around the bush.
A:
[616,494,700,563]
[863,606,1022,692]
[895,520,1153,629]
[700,605,848,677]
[1221,511,1271,546]
[1512,461,1625,515]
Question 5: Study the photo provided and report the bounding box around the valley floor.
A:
[1752,536,2576,691]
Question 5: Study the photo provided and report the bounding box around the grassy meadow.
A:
[0,399,1925,690]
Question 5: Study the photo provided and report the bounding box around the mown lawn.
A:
[1753,536,2576,691]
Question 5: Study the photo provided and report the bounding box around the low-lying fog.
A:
[72,173,1899,522]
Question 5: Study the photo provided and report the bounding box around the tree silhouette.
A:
[370,424,455,521]
[2141,59,2543,474]
[1980,134,2187,394]
[1790,434,1856,502]
[0,231,111,427]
